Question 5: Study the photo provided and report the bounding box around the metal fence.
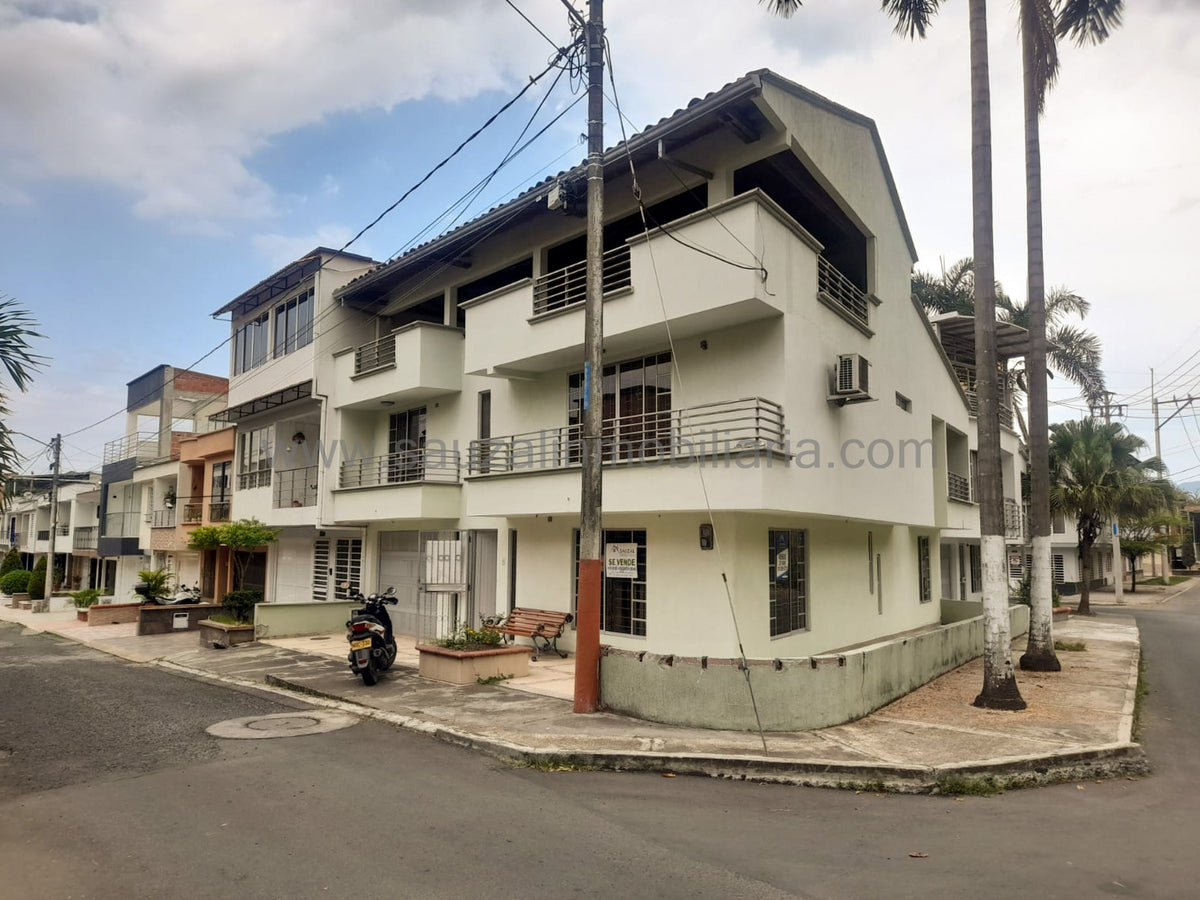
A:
[532,245,632,317]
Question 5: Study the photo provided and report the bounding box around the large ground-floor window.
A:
[574,529,647,636]
[769,529,807,636]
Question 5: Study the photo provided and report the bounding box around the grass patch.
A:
[1140,575,1188,587]
[935,774,1005,796]
[206,613,248,626]
[1133,650,1148,742]
[510,754,596,773]
[476,673,514,685]
[1054,640,1087,652]
[842,780,890,794]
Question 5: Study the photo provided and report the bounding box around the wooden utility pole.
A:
[573,0,604,713]
[46,434,61,592]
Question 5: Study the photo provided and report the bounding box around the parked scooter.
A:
[345,585,398,685]
[135,581,201,605]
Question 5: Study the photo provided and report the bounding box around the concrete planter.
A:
[198,619,256,649]
[416,644,532,685]
[9,592,29,609]
[77,609,90,622]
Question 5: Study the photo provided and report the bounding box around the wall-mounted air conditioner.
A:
[829,353,873,406]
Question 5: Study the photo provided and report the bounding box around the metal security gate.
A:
[413,530,499,643]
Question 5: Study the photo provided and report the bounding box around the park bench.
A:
[494,607,574,661]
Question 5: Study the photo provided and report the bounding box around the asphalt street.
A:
[1,592,1198,900]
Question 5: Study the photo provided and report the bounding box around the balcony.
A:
[532,245,632,317]
[333,323,463,411]
[947,471,972,503]
[468,398,785,475]
[462,191,800,377]
[181,501,204,524]
[56,523,69,536]
[340,449,461,489]
[817,256,872,332]
[102,511,140,539]
[210,500,231,522]
[151,508,176,528]
[274,466,318,509]
[73,526,98,551]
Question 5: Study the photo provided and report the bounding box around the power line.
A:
[504,0,566,53]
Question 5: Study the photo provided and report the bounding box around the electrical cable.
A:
[504,0,566,54]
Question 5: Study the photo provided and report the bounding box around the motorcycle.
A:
[135,581,202,605]
[345,585,398,686]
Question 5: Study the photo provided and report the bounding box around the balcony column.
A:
[443,287,458,328]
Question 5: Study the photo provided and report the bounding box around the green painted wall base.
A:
[254,601,358,639]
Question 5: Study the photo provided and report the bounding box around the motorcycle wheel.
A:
[360,659,379,686]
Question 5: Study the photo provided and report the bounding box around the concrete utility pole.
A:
[1091,394,1125,603]
[572,0,604,714]
[46,434,61,594]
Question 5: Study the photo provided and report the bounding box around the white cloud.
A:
[251,224,365,269]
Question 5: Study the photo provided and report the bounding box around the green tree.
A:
[1118,510,1184,592]
[0,546,20,577]
[27,555,47,601]
[0,296,46,488]
[1019,0,1122,671]
[1049,419,1166,615]
[187,518,280,592]
[762,0,1033,709]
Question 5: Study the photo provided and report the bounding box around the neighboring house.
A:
[1,472,98,586]
[176,427,237,600]
[316,69,988,728]
[209,247,378,602]
[99,365,228,600]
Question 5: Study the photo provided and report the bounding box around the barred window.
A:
[917,536,932,603]
[769,529,807,636]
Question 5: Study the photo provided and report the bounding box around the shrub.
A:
[435,621,503,651]
[28,556,47,600]
[69,588,103,609]
[0,569,30,594]
[221,589,262,624]
[1010,573,1061,608]
[0,548,21,577]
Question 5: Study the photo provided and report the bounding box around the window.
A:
[895,392,911,412]
[477,391,492,474]
[1052,554,1065,584]
[568,352,671,462]
[969,544,982,593]
[238,426,273,488]
[388,407,426,483]
[233,313,269,375]
[917,536,932,603]
[274,287,314,358]
[573,529,647,636]
[211,461,231,501]
[768,529,807,636]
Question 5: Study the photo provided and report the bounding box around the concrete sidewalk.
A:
[0,601,1155,792]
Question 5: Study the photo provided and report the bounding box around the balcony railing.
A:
[532,245,632,317]
[355,332,396,375]
[1004,498,1026,541]
[180,496,231,524]
[947,471,972,503]
[151,508,177,528]
[73,526,98,551]
[962,389,1015,429]
[101,511,140,539]
[274,466,318,508]
[238,469,272,490]
[468,398,786,476]
[340,449,461,489]
[56,523,69,536]
[817,256,870,327]
[103,431,163,465]
[209,500,231,522]
[181,502,204,524]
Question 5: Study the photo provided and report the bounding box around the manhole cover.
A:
[206,710,359,739]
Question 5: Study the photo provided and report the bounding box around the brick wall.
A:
[174,370,229,395]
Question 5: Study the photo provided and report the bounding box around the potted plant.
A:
[135,567,173,599]
[197,589,261,648]
[69,588,103,621]
[416,620,532,685]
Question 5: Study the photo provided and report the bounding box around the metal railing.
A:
[1004,498,1026,541]
[56,523,69,536]
[340,449,461,489]
[101,511,140,539]
[181,502,204,524]
[151,508,176,528]
[102,431,162,465]
[947,471,972,503]
[209,500,231,522]
[962,389,1015,428]
[817,257,869,327]
[468,398,786,476]
[354,332,396,375]
[73,526,98,551]
[36,529,50,541]
[237,469,272,490]
[532,245,632,317]
[274,466,318,508]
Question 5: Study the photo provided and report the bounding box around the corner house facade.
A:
[318,70,1001,730]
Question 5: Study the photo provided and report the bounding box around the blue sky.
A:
[3,0,1199,483]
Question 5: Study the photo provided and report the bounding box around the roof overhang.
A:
[209,381,314,424]
[931,313,1031,361]
[212,248,375,319]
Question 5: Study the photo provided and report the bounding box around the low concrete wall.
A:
[940,597,984,624]
[253,601,358,639]
[600,605,1030,732]
[87,602,143,626]
[137,604,220,635]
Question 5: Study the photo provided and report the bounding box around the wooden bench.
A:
[494,608,574,661]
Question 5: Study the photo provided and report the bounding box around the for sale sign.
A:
[605,543,638,579]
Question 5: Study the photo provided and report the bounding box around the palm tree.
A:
[913,258,1105,406]
[1020,0,1123,670]
[761,0,1028,708]
[0,295,45,491]
[1049,419,1165,615]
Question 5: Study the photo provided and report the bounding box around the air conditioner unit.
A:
[835,353,870,396]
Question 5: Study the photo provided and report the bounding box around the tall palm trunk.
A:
[1077,534,1094,615]
[970,0,1026,709]
[1019,7,1061,672]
